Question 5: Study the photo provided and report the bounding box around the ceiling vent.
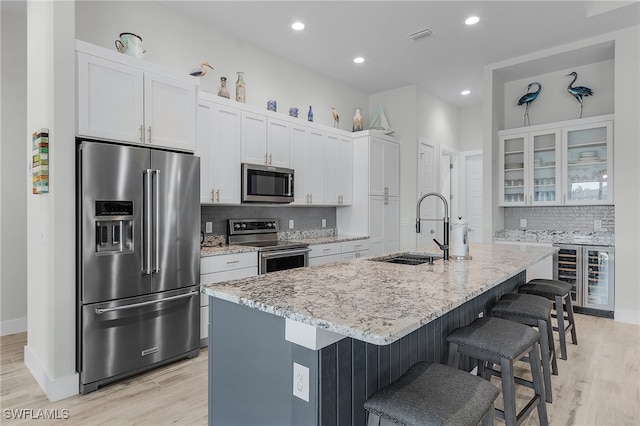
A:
[408,27,434,41]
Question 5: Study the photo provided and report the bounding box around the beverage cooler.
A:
[555,244,614,317]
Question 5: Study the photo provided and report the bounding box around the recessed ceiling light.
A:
[292,22,305,31]
[353,57,365,64]
[465,16,480,25]
[461,90,471,95]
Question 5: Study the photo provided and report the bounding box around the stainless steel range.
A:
[228,219,309,274]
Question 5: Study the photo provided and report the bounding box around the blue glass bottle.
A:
[307,106,313,122]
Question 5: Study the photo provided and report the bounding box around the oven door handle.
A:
[260,248,311,259]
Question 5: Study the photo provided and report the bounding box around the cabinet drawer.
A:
[341,239,370,253]
[309,253,342,266]
[309,242,342,258]
[200,252,257,274]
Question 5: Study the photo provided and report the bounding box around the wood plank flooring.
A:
[1,314,638,425]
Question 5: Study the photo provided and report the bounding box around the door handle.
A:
[143,169,153,274]
[153,169,160,273]
[95,290,199,314]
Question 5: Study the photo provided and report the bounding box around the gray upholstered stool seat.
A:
[491,294,558,403]
[519,278,578,360]
[447,316,548,426]
[364,362,499,426]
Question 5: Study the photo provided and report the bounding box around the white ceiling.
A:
[161,1,639,108]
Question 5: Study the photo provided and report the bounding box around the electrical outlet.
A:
[321,218,326,228]
[594,219,602,230]
[478,312,484,318]
[520,218,527,228]
[289,219,295,229]
[205,222,213,233]
[293,362,309,402]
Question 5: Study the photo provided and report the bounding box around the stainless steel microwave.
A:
[241,163,294,203]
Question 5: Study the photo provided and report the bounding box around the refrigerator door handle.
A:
[152,169,160,273]
[94,290,199,314]
[143,169,153,275]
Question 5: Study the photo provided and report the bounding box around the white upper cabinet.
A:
[369,135,399,197]
[241,112,290,167]
[324,133,340,204]
[499,115,613,206]
[196,95,242,204]
[76,41,198,152]
[339,135,353,205]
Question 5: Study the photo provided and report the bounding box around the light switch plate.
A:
[520,218,527,228]
[594,219,602,230]
[293,362,309,402]
[289,219,295,229]
[205,222,213,233]
[321,218,326,228]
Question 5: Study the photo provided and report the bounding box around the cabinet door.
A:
[213,105,242,204]
[241,112,268,165]
[290,125,310,204]
[368,196,385,256]
[267,118,290,168]
[385,197,400,253]
[309,130,325,204]
[562,121,613,205]
[499,133,528,206]
[196,100,215,203]
[339,136,354,205]
[144,72,197,152]
[384,142,400,197]
[77,53,144,144]
[530,130,561,206]
[369,137,385,195]
[324,133,340,205]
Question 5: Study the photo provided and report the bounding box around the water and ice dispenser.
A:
[95,201,133,254]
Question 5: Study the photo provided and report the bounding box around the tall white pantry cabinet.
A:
[337,131,400,256]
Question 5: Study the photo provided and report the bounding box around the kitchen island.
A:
[202,243,558,426]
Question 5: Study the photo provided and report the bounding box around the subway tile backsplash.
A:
[503,206,615,232]
[201,205,337,236]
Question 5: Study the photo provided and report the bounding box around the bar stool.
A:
[364,362,500,426]
[519,278,578,360]
[447,316,548,426]
[491,293,558,403]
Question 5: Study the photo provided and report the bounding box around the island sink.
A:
[370,252,443,266]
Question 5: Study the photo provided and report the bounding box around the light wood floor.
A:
[1,314,639,425]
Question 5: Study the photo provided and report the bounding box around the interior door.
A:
[151,150,200,293]
[80,142,150,304]
[417,141,436,249]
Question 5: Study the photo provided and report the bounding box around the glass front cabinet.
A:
[499,115,613,206]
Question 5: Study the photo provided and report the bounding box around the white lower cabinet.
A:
[341,239,371,260]
[199,252,258,344]
[309,240,371,265]
[369,196,399,256]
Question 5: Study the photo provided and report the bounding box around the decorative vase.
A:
[352,108,363,132]
[289,107,298,118]
[267,100,277,112]
[217,77,230,99]
[307,106,313,122]
[235,72,246,103]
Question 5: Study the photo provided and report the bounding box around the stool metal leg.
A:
[554,295,568,360]
[528,341,549,426]
[566,295,578,345]
[547,316,559,376]
[537,318,553,403]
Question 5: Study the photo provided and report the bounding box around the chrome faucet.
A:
[416,192,450,260]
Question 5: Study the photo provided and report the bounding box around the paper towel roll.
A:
[451,218,469,258]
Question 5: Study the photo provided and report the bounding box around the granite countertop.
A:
[202,243,558,345]
[494,229,614,246]
[288,234,369,245]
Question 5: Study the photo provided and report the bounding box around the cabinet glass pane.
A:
[566,126,608,202]
[532,133,557,202]
[557,248,578,303]
[503,137,525,203]
[586,250,610,306]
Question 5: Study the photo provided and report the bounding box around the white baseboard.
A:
[614,308,640,325]
[0,317,27,336]
[24,345,78,402]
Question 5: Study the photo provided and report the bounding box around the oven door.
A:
[259,248,310,274]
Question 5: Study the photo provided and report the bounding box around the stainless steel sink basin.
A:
[370,252,443,266]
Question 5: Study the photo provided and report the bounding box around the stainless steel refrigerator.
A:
[77,140,200,394]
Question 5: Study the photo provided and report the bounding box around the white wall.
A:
[1,3,28,336]
[75,1,368,131]
[503,59,614,129]
[459,105,483,152]
[25,0,78,401]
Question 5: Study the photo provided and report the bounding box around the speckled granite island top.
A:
[202,243,557,346]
